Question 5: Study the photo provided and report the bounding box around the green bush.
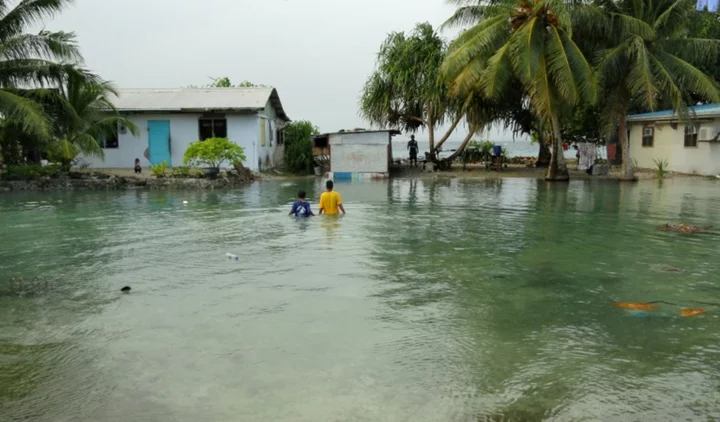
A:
[150,161,168,177]
[284,121,319,174]
[183,137,246,168]
[171,165,200,178]
[2,164,61,180]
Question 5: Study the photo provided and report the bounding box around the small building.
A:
[313,129,399,180]
[628,104,720,175]
[80,87,290,171]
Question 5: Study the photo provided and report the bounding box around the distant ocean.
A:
[392,140,606,160]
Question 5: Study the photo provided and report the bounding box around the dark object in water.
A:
[120,286,131,293]
[656,223,711,233]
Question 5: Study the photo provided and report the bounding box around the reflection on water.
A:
[2,178,720,421]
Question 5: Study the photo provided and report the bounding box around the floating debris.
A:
[680,308,705,317]
[121,286,131,293]
[656,223,711,233]
[614,302,659,311]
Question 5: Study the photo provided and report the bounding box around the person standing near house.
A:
[407,135,419,168]
[318,180,345,215]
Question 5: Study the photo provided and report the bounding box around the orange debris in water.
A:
[680,309,705,317]
[614,302,659,311]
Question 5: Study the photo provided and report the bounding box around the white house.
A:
[81,87,290,171]
[628,103,720,175]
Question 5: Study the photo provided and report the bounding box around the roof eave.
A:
[627,114,720,123]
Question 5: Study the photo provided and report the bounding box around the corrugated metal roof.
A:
[627,103,720,122]
[108,87,290,121]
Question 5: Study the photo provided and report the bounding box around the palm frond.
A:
[654,49,720,103]
[610,12,656,40]
[627,36,658,109]
[0,0,73,40]
[545,26,579,105]
[480,43,513,99]
[509,17,543,87]
[0,31,81,62]
[0,88,47,136]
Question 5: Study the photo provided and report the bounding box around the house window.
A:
[100,127,119,149]
[642,126,654,147]
[684,124,699,147]
[276,129,284,145]
[198,118,227,140]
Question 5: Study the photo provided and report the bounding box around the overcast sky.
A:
[45,0,519,143]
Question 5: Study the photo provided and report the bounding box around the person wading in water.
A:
[407,135,419,168]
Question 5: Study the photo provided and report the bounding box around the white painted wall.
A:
[629,120,720,175]
[329,132,392,173]
[80,112,263,170]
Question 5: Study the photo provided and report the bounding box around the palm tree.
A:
[442,0,597,180]
[584,0,720,180]
[360,23,468,162]
[45,74,137,170]
[0,0,84,137]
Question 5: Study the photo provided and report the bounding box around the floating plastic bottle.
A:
[225,253,239,261]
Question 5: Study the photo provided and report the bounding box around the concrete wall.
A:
[329,132,392,174]
[629,119,720,175]
[257,99,281,171]
[80,112,269,171]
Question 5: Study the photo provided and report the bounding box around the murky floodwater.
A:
[1,178,720,421]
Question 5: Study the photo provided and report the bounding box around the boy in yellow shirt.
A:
[318,180,346,215]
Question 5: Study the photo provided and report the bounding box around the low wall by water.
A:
[0,173,255,191]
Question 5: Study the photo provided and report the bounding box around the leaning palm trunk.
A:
[546,113,569,181]
[617,116,635,180]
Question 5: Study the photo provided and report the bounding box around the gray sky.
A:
[46,0,520,143]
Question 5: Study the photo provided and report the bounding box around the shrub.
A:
[172,166,193,178]
[653,158,669,179]
[2,164,61,180]
[183,137,246,168]
[150,161,168,177]
[283,121,319,174]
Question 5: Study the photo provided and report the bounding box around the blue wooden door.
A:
[148,120,171,166]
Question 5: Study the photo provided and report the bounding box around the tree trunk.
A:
[433,115,463,153]
[536,138,551,168]
[618,116,636,181]
[535,119,550,168]
[427,104,435,161]
[545,113,569,181]
[446,128,476,162]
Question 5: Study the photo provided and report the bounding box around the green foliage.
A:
[150,161,168,177]
[2,164,61,180]
[283,121,319,174]
[47,139,80,172]
[183,137,246,168]
[361,23,451,133]
[463,140,494,163]
[171,165,200,178]
[0,1,86,138]
[653,158,669,179]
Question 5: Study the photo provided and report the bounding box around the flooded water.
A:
[1,178,720,421]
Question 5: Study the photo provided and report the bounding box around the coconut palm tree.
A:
[584,0,720,180]
[442,0,597,181]
[0,0,85,137]
[45,74,137,170]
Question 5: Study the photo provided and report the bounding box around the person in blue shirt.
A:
[289,190,314,217]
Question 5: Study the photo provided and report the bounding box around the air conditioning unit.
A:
[699,127,716,141]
